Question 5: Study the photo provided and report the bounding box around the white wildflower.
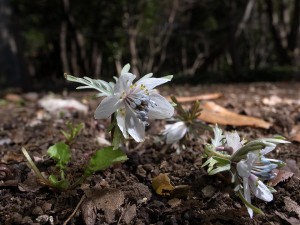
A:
[94,66,174,142]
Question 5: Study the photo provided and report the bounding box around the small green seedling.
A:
[61,121,84,144]
[22,145,127,191]
[163,96,210,152]
[22,124,127,191]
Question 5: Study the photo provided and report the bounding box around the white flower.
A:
[225,131,243,153]
[211,125,224,148]
[164,121,188,144]
[94,67,174,142]
[236,151,281,218]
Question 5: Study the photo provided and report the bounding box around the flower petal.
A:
[165,121,188,144]
[261,146,275,155]
[243,177,254,218]
[237,160,251,177]
[136,76,171,90]
[94,95,122,119]
[250,179,273,202]
[114,73,136,93]
[116,109,128,139]
[121,64,130,75]
[125,106,145,142]
[225,131,242,152]
[148,94,174,119]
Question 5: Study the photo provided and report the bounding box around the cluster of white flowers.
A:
[67,64,289,219]
[207,126,289,218]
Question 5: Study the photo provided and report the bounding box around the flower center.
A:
[125,92,156,125]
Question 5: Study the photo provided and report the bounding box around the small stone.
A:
[167,198,182,208]
[21,216,33,224]
[32,206,43,215]
[36,215,49,224]
[12,212,22,224]
[201,185,216,198]
[41,202,52,212]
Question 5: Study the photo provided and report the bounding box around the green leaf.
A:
[238,190,264,215]
[208,164,231,175]
[48,175,69,190]
[47,142,71,169]
[112,125,123,150]
[85,146,128,176]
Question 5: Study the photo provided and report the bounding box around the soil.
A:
[1,82,300,225]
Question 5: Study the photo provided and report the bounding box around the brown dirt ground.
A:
[0,82,300,225]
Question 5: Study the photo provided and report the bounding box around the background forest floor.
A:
[0,82,300,225]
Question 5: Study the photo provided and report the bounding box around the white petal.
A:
[135,76,171,90]
[165,122,188,144]
[250,180,273,202]
[114,73,136,93]
[237,160,251,177]
[246,152,258,167]
[148,94,174,119]
[121,64,130,75]
[94,96,122,119]
[243,177,253,218]
[116,109,128,139]
[261,146,275,155]
[225,131,242,152]
[125,106,145,142]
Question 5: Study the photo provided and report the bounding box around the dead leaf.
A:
[283,196,300,218]
[268,169,294,186]
[198,101,271,129]
[81,198,96,225]
[84,188,125,223]
[285,159,300,178]
[290,125,300,142]
[84,188,125,211]
[275,210,300,225]
[168,93,222,103]
[5,93,23,102]
[18,172,43,192]
[167,198,182,208]
[1,151,23,163]
[121,204,137,224]
[152,173,175,196]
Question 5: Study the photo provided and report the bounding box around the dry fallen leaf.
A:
[290,125,300,142]
[268,169,294,186]
[84,188,125,224]
[198,101,271,129]
[152,173,174,196]
[283,196,300,218]
[275,210,300,225]
[81,198,96,225]
[168,93,222,103]
[285,159,300,178]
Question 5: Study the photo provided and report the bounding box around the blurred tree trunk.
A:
[0,0,24,88]
[265,0,299,65]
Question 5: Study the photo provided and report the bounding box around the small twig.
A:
[63,195,86,225]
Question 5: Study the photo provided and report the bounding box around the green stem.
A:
[69,173,89,190]
[21,147,52,186]
[205,145,231,160]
